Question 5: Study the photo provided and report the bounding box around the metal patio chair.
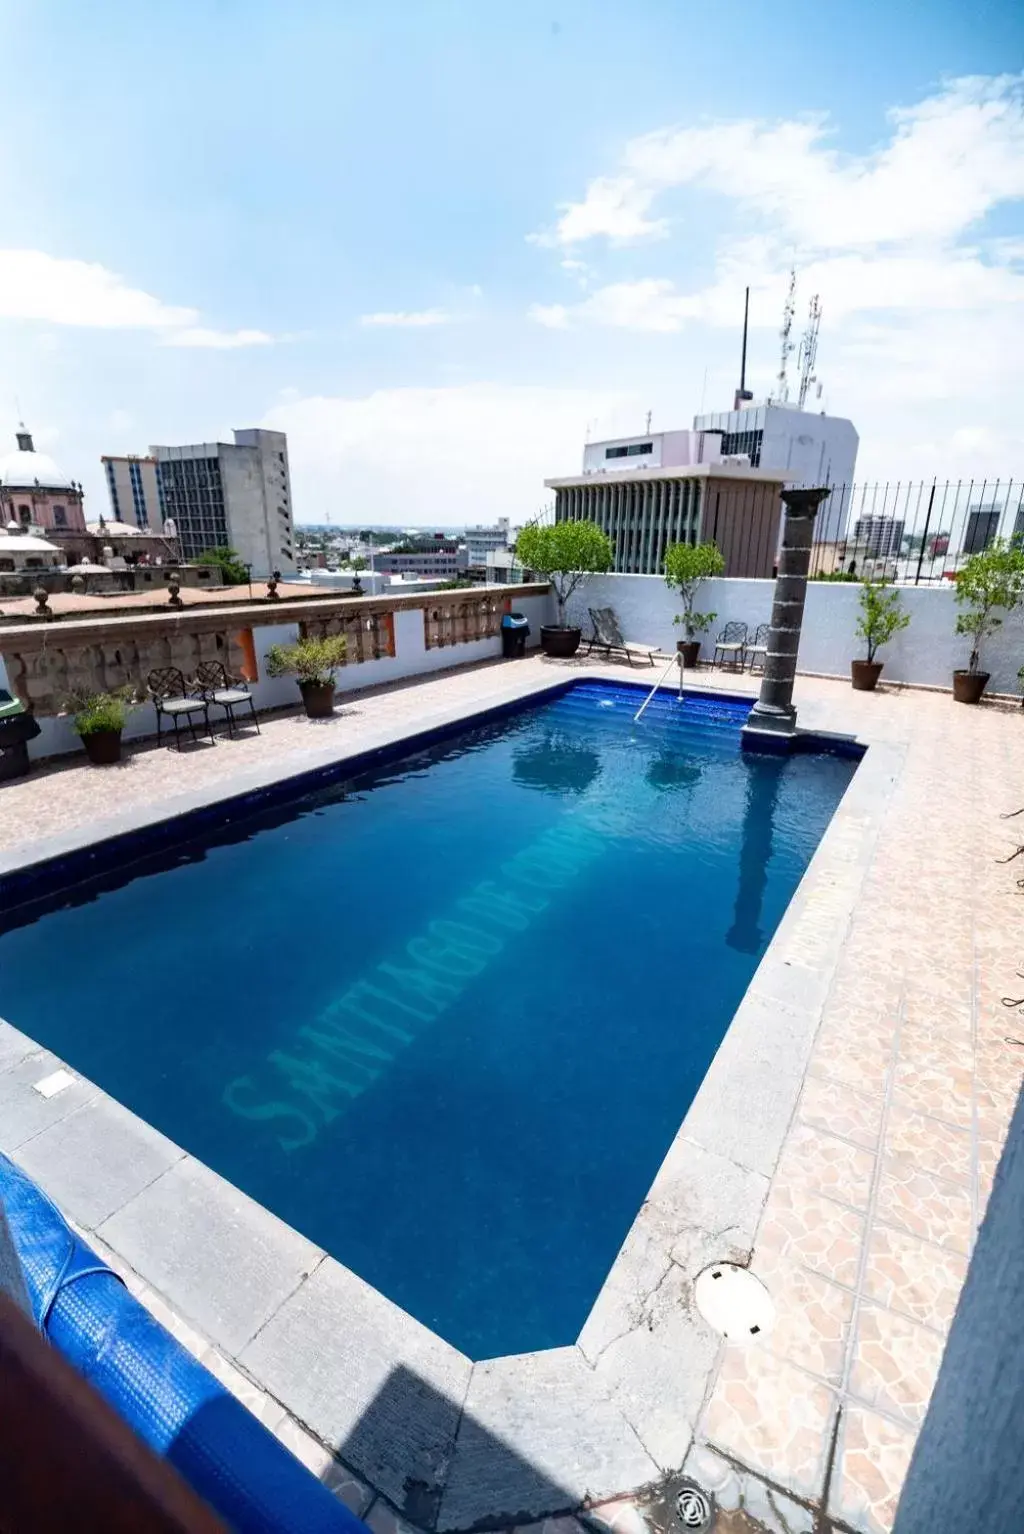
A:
[147,667,213,750]
[746,622,770,673]
[193,660,260,738]
[582,607,657,667]
[713,621,749,670]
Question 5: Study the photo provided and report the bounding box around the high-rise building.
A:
[148,428,295,574]
[963,506,1001,556]
[852,516,905,559]
[101,455,161,529]
[692,403,859,542]
[464,518,511,567]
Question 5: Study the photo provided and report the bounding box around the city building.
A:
[0,525,65,574]
[692,404,859,541]
[149,429,295,574]
[375,545,461,578]
[464,518,511,567]
[963,505,1002,555]
[545,432,787,577]
[852,515,905,559]
[101,455,161,530]
[0,429,86,542]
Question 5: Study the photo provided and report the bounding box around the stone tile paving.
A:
[4,656,1024,1533]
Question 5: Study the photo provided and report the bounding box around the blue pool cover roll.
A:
[0,1152,367,1534]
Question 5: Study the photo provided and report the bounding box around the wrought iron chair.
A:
[713,621,749,670]
[746,622,770,673]
[147,668,213,750]
[193,661,260,737]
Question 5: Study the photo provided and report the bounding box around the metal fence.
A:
[811,479,1024,585]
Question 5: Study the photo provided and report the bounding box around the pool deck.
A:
[1,652,1022,1534]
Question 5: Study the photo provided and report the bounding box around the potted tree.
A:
[515,519,613,657]
[851,579,910,690]
[952,539,1024,704]
[69,686,136,765]
[663,540,725,666]
[265,634,348,717]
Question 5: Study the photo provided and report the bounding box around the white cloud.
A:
[527,303,570,329]
[359,308,452,328]
[161,326,274,349]
[262,384,632,525]
[539,75,1024,250]
[0,248,274,348]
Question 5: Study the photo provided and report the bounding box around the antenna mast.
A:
[774,269,796,405]
[734,287,753,411]
[797,294,821,409]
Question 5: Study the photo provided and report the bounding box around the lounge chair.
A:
[147,667,214,750]
[583,607,657,667]
[713,621,749,670]
[193,661,261,737]
[746,622,770,673]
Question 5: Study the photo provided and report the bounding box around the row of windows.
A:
[718,429,763,466]
[605,442,653,460]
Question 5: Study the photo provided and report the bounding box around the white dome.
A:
[0,430,74,491]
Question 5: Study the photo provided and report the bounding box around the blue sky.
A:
[0,0,1022,524]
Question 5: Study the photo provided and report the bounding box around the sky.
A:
[0,0,1022,527]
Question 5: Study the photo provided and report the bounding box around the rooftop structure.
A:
[0,428,86,539]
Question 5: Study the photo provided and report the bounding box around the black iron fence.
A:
[810,479,1024,585]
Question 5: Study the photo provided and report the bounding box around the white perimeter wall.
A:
[2,591,551,760]
[566,574,1023,695]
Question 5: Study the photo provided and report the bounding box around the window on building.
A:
[52,506,67,527]
[18,505,31,526]
[605,442,653,460]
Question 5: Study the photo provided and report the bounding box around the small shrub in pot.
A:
[851,579,910,691]
[69,685,137,765]
[952,539,1024,704]
[663,540,724,666]
[265,634,348,717]
[515,519,613,657]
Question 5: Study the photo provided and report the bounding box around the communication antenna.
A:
[773,269,796,405]
[734,287,754,411]
[797,294,821,410]
[645,409,652,433]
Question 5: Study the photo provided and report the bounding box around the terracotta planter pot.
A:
[299,679,337,718]
[676,640,701,668]
[952,669,990,705]
[540,625,582,659]
[81,729,123,765]
[851,660,884,692]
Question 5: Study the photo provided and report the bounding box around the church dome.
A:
[0,429,75,491]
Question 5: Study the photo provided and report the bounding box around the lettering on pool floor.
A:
[223,812,611,1150]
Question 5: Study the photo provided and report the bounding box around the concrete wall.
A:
[1,590,552,761]
[566,573,1024,694]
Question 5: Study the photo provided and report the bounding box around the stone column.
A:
[742,486,829,751]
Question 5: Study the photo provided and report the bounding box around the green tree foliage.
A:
[515,520,613,627]
[194,546,249,584]
[663,541,725,639]
[264,635,348,685]
[855,580,911,663]
[954,538,1024,674]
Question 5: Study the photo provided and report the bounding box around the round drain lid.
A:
[694,1263,775,1342]
[675,1480,714,1530]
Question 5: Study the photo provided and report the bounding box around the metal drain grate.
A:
[675,1480,713,1530]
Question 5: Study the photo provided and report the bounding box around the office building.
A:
[149,429,295,574]
[464,518,511,567]
[963,506,1002,556]
[101,456,161,530]
[692,403,859,542]
[546,430,786,578]
[852,516,905,559]
[376,545,460,578]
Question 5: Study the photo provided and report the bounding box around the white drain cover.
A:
[33,1069,76,1099]
[694,1263,775,1342]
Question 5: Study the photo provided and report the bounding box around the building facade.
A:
[852,516,905,559]
[375,546,460,578]
[149,429,295,574]
[464,518,511,567]
[692,404,859,542]
[581,429,723,476]
[544,465,786,578]
[0,430,86,539]
[101,455,162,530]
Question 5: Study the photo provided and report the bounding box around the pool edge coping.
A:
[0,661,897,1530]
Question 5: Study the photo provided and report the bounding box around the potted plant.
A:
[663,540,725,666]
[851,579,910,690]
[68,686,136,765]
[265,634,348,717]
[952,539,1024,703]
[515,519,613,658]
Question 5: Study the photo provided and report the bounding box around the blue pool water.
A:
[0,681,857,1359]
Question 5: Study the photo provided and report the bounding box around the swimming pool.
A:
[0,680,858,1359]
